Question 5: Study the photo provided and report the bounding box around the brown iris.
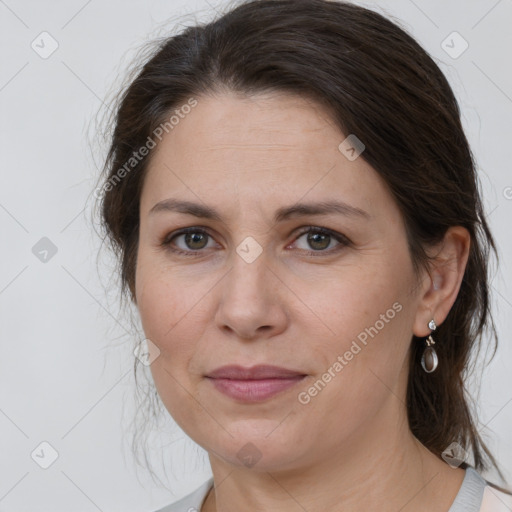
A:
[185,232,208,250]
[307,232,331,250]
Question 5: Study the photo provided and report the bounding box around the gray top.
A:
[449,466,486,512]
[154,467,508,512]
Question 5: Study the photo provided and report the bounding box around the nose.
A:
[214,251,289,341]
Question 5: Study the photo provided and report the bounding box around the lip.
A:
[206,364,306,380]
[205,365,307,402]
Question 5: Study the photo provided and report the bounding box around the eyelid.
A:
[160,226,220,257]
[162,226,211,245]
[288,226,351,252]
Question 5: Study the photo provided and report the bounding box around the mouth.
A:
[205,365,307,402]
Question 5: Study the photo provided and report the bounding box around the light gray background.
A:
[0,0,511,510]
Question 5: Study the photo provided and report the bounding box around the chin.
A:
[204,419,309,471]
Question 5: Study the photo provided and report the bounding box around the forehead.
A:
[140,91,394,221]
[152,92,339,166]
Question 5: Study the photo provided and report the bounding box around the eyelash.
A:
[160,226,351,258]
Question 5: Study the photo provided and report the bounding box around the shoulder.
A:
[480,485,512,512]
[152,478,214,512]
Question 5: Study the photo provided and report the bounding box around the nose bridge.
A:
[214,242,287,338]
[226,244,272,303]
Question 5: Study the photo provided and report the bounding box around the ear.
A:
[413,226,471,337]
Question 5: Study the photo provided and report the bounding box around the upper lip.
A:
[206,364,306,380]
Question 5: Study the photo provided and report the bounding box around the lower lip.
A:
[207,376,306,402]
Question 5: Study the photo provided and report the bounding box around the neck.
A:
[202,398,465,512]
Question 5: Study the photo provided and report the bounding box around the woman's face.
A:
[135,92,428,471]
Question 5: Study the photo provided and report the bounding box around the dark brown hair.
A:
[96,0,504,481]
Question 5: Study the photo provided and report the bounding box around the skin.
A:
[134,91,470,511]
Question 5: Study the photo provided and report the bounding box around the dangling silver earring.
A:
[421,319,438,373]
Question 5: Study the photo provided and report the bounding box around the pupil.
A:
[185,232,207,249]
[308,232,330,250]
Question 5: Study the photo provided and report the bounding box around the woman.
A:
[96,0,512,510]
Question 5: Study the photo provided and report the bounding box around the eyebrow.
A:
[148,198,370,222]
[149,199,223,222]
[274,201,370,222]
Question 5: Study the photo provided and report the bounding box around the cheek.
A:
[294,261,398,340]
[135,250,208,347]
[136,264,212,429]
[294,260,414,393]
[294,287,412,442]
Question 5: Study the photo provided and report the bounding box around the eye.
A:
[291,226,350,253]
[161,225,350,257]
[161,227,218,255]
